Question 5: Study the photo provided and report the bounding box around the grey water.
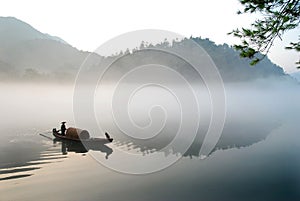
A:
[0,80,300,201]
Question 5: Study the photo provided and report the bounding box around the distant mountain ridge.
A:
[290,71,300,82]
[0,17,67,46]
[191,37,286,82]
[0,16,291,83]
[0,17,102,81]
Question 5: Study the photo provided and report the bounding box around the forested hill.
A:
[190,37,286,82]
[0,17,290,83]
[0,17,101,82]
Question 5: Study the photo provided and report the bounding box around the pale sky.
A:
[0,0,299,73]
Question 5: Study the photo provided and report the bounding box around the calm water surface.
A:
[0,82,300,201]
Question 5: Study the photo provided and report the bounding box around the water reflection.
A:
[53,139,113,159]
[0,135,114,181]
[111,118,280,159]
[0,138,66,181]
[107,83,284,157]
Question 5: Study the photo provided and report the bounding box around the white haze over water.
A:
[0,77,299,155]
[0,78,300,200]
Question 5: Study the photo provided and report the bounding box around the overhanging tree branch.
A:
[229,0,300,67]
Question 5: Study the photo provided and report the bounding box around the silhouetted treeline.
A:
[0,17,291,83]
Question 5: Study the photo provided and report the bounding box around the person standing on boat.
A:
[60,121,67,136]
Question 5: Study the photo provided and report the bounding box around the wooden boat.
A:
[52,128,113,143]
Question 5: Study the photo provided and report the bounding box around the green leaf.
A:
[250,58,260,66]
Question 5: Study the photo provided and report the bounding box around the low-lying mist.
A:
[1,76,299,159]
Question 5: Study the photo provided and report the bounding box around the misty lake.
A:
[0,80,300,201]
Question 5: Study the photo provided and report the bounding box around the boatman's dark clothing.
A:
[61,124,66,136]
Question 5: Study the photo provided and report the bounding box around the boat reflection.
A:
[53,139,113,159]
